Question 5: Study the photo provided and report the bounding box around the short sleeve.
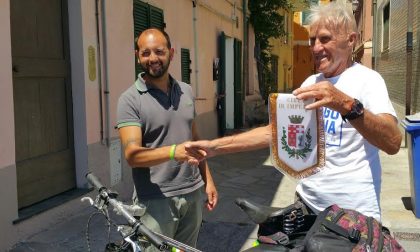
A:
[116,91,142,129]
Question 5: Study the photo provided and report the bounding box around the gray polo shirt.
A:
[117,73,203,199]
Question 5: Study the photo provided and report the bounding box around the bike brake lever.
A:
[124,236,142,252]
[81,197,94,205]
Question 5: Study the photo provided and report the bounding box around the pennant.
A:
[269,93,325,179]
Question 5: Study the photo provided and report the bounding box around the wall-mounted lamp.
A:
[352,0,360,13]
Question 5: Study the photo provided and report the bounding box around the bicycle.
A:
[82,172,203,252]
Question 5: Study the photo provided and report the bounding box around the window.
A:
[271,55,279,88]
[181,48,191,84]
[133,1,165,76]
[382,2,390,52]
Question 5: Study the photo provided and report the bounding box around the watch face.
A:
[354,100,364,113]
[345,99,364,120]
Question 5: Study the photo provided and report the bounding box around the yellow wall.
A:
[269,9,293,93]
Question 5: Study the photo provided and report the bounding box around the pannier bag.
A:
[303,204,405,252]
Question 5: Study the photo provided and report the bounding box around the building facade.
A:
[374,0,420,119]
[0,0,261,249]
[269,8,294,93]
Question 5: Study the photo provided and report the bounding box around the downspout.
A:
[192,0,200,97]
[101,0,111,146]
[242,0,248,124]
[95,0,104,144]
[372,0,377,69]
[406,0,413,116]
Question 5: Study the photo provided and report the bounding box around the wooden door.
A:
[10,0,75,209]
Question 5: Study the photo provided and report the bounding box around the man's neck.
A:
[144,74,170,93]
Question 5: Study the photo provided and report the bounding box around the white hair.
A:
[307,1,357,34]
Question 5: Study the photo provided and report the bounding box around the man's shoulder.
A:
[119,84,139,102]
[173,78,191,89]
[350,63,381,78]
[125,83,140,95]
[171,78,194,96]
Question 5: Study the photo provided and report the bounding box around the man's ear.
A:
[135,50,140,63]
[169,48,175,61]
[348,32,357,47]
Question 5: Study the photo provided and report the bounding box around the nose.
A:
[310,39,323,53]
[149,51,159,62]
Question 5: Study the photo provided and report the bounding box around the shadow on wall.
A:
[412,30,420,113]
[244,99,269,128]
[194,110,219,140]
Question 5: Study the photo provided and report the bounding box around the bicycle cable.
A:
[85,208,120,252]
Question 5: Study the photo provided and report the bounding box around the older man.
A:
[186,2,401,221]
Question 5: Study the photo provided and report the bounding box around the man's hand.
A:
[175,142,207,166]
[204,180,218,211]
[293,81,353,115]
[184,140,215,165]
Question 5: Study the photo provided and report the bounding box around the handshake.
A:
[172,140,216,166]
[172,125,272,165]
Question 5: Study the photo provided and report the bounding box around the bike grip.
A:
[86,172,104,190]
[137,223,168,250]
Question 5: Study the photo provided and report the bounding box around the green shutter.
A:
[150,6,164,29]
[181,48,191,84]
[133,1,165,77]
[133,1,149,36]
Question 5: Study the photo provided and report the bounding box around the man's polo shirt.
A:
[116,73,203,199]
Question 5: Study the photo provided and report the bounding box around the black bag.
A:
[252,200,317,251]
[302,204,405,252]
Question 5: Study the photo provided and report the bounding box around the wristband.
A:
[169,144,177,160]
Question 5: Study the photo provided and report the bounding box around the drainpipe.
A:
[372,0,377,69]
[101,0,111,146]
[192,0,200,97]
[242,0,248,124]
[95,0,104,144]
[406,0,413,117]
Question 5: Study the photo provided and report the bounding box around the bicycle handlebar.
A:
[86,172,105,191]
[85,172,168,251]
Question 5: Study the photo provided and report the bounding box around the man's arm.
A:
[192,122,218,210]
[293,81,402,154]
[119,126,205,168]
[348,111,401,154]
[186,124,271,158]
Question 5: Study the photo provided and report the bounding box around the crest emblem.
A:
[282,115,312,159]
[269,93,325,179]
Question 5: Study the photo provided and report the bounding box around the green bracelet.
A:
[169,144,177,160]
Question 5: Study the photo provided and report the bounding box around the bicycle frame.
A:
[83,172,202,252]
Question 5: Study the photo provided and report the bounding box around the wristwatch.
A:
[342,98,364,121]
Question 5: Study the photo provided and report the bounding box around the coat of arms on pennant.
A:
[269,93,325,179]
